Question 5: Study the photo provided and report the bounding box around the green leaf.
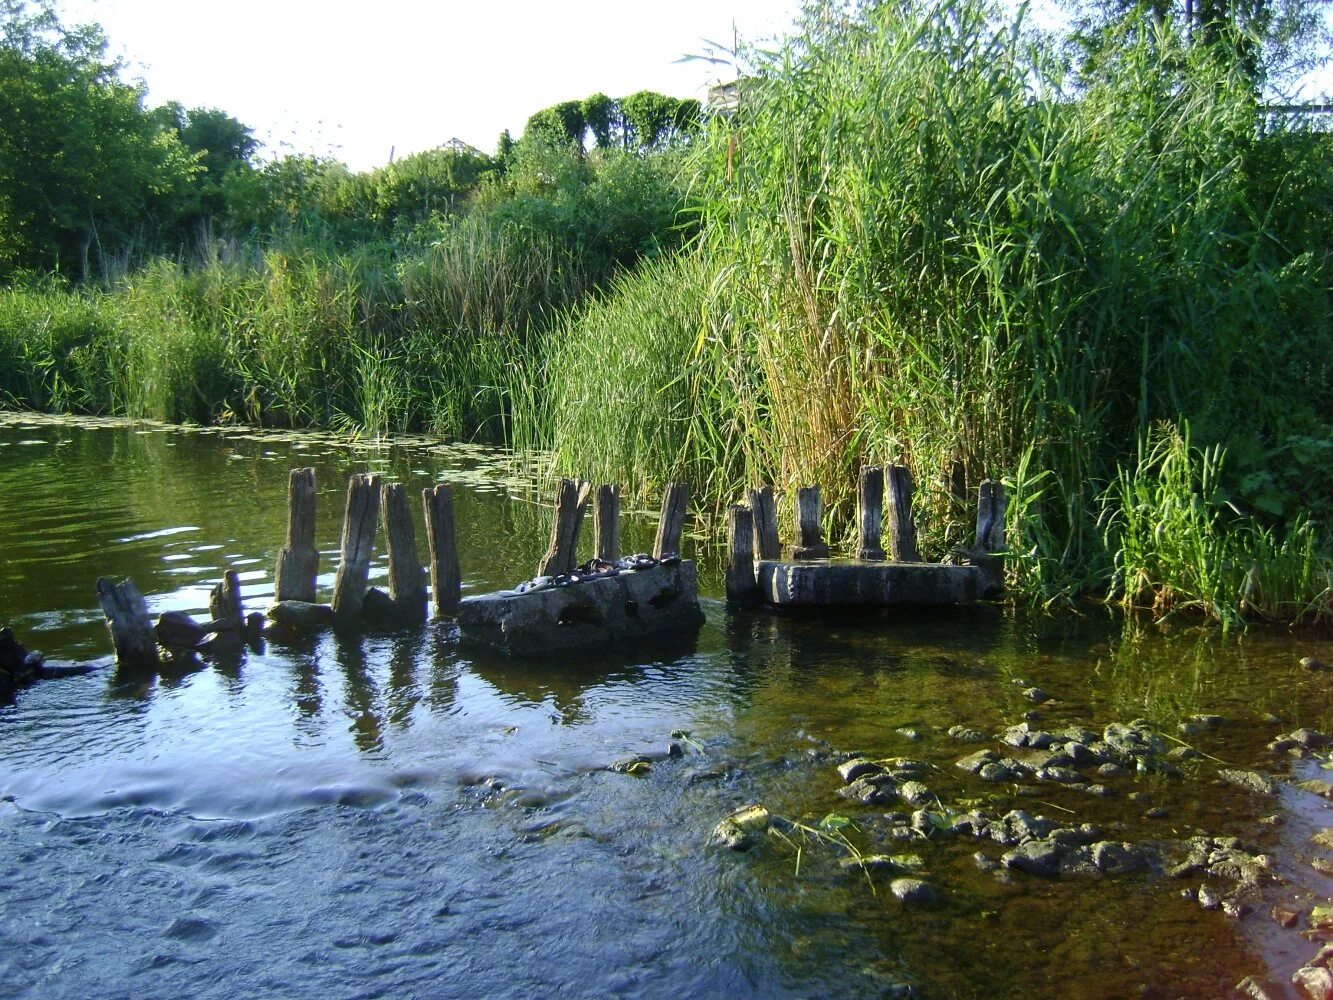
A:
[820,813,853,830]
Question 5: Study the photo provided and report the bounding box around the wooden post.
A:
[331,473,381,624]
[381,482,426,622]
[95,576,160,670]
[594,484,620,563]
[725,505,760,604]
[538,479,591,576]
[975,478,1007,596]
[886,464,919,562]
[856,466,885,561]
[748,486,781,561]
[654,482,690,558]
[274,468,318,603]
[423,484,461,615]
[209,569,245,632]
[788,486,829,560]
[949,459,968,511]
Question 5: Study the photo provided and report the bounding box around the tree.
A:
[1065,0,1332,94]
[0,0,198,276]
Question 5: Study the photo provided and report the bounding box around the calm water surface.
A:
[1,413,1331,999]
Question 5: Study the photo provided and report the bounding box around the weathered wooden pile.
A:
[456,479,706,656]
[724,466,1007,608]
[95,469,464,670]
[93,469,705,668]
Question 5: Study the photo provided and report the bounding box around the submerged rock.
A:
[1091,841,1148,876]
[710,804,770,851]
[1002,840,1063,877]
[838,758,885,783]
[840,775,897,805]
[889,877,938,904]
[1218,769,1277,796]
[898,781,934,808]
[1291,965,1333,1000]
[947,725,988,742]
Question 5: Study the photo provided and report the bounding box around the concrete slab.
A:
[756,560,989,607]
[458,561,705,656]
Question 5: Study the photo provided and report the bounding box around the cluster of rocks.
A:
[0,626,93,701]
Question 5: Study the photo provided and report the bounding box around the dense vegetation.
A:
[1,0,1330,626]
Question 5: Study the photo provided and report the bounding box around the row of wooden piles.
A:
[95,470,696,670]
[723,466,1008,603]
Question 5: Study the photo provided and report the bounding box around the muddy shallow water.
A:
[1,412,1331,999]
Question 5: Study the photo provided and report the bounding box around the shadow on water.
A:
[2,415,1333,999]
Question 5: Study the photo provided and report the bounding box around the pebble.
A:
[890,877,938,904]
[1197,885,1222,910]
[1022,687,1048,703]
[1144,806,1170,820]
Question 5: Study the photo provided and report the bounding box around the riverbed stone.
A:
[1166,746,1201,763]
[889,877,938,904]
[1097,762,1130,779]
[956,749,998,773]
[1292,965,1333,1000]
[898,781,934,808]
[1037,766,1082,784]
[1000,723,1057,749]
[1219,769,1277,796]
[710,804,770,850]
[1092,841,1148,875]
[948,725,988,742]
[840,775,897,805]
[1002,839,1063,877]
[1198,884,1222,910]
[1236,975,1289,1000]
[838,758,885,783]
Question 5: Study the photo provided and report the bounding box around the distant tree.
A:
[620,90,687,149]
[496,128,516,161]
[1064,0,1331,93]
[581,92,617,149]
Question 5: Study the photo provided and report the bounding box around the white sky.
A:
[56,0,801,170]
[53,0,1333,172]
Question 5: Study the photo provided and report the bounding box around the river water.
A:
[1,412,1331,999]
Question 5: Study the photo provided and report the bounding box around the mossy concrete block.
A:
[755,560,986,607]
[458,561,705,657]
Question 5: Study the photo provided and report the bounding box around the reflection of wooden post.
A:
[332,473,381,624]
[654,482,689,558]
[594,484,620,563]
[274,468,318,603]
[382,482,426,622]
[856,466,885,561]
[886,465,919,562]
[749,486,781,560]
[423,484,461,614]
[210,569,245,631]
[975,479,1007,596]
[95,576,160,669]
[788,486,829,560]
[538,479,591,576]
[725,504,759,604]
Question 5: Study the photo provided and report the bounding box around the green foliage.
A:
[0,0,199,277]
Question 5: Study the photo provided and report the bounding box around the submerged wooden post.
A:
[654,482,690,558]
[95,576,160,669]
[975,478,1007,596]
[856,466,886,561]
[209,569,245,632]
[788,486,830,560]
[274,468,319,603]
[886,464,919,562]
[748,486,781,561]
[423,484,461,614]
[381,482,426,622]
[594,484,620,563]
[331,473,381,624]
[725,504,760,604]
[538,479,592,576]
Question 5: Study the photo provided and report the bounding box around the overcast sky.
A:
[56,0,801,170]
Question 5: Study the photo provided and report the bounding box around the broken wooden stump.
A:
[974,478,1007,598]
[274,467,319,603]
[538,479,591,577]
[331,473,381,626]
[594,484,621,563]
[208,568,248,654]
[886,465,919,563]
[856,466,886,561]
[749,486,781,561]
[787,485,830,560]
[423,483,461,615]
[654,482,690,558]
[381,482,426,623]
[725,504,760,604]
[95,576,160,670]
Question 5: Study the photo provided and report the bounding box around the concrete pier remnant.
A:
[756,560,985,607]
[458,561,705,656]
